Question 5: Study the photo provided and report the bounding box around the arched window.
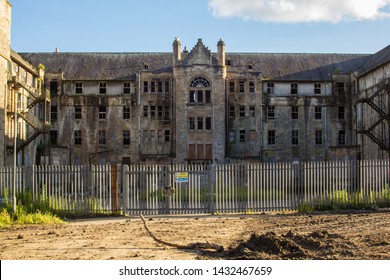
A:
[189,77,211,104]
[190,77,210,88]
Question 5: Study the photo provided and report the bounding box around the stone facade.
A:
[17,38,390,165]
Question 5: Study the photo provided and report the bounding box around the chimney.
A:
[217,39,225,67]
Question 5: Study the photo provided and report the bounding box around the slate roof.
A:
[358,44,390,76]
[20,51,376,81]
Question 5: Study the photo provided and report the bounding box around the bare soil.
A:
[1,210,390,260]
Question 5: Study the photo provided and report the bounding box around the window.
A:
[99,82,107,94]
[50,80,58,96]
[315,106,322,120]
[229,106,235,118]
[337,82,345,94]
[268,130,275,145]
[75,106,82,119]
[189,90,211,104]
[75,83,83,94]
[229,130,235,142]
[150,130,155,143]
[338,106,345,120]
[315,130,323,145]
[74,130,82,145]
[197,117,204,130]
[229,82,235,93]
[267,83,274,94]
[157,106,163,119]
[158,81,163,93]
[249,82,255,93]
[205,90,211,103]
[291,106,298,119]
[143,81,148,93]
[150,106,156,118]
[338,130,346,145]
[143,106,148,117]
[150,81,155,93]
[205,117,212,130]
[98,130,106,145]
[291,83,298,95]
[99,106,107,120]
[51,106,57,121]
[123,82,131,94]
[239,81,245,93]
[292,130,298,145]
[267,106,275,119]
[190,77,210,87]
[165,130,170,142]
[165,81,170,93]
[239,130,246,142]
[164,106,170,120]
[50,130,58,145]
[123,130,130,145]
[249,106,255,117]
[314,83,321,94]
[123,106,131,119]
[239,106,245,118]
[189,117,195,130]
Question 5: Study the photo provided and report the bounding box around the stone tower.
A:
[0,0,12,166]
[173,38,226,163]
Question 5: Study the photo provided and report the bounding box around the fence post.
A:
[111,164,119,214]
[123,164,129,216]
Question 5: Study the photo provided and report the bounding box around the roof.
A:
[358,44,390,77]
[20,51,373,81]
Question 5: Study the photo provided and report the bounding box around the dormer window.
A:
[75,82,83,94]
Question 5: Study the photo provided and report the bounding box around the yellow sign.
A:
[175,172,189,182]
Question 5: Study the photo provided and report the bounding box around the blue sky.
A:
[10,0,390,54]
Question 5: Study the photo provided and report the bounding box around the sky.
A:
[9,0,390,54]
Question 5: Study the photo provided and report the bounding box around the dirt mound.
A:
[221,230,346,260]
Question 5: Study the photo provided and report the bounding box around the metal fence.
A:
[1,159,389,215]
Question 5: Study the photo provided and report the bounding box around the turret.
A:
[173,37,181,64]
[217,39,225,67]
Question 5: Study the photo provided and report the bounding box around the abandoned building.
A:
[1,0,390,166]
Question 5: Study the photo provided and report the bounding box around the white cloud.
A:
[208,0,390,23]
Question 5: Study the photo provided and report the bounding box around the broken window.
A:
[229,82,235,93]
[267,83,274,94]
[315,130,323,145]
[123,106,131,119]
[197,117,204,130]
[229,106,235,118]
[239,81,245,93]
[99,82,107,94]
[98,130,106,145]
[74,130,82,145]
[291,106,298,119]
[249,82,255,93]
[268,130,276,145]
[338,106,345,120]
[123,82,131,94]
[239,130,246,142]
[75,106,82,119]
[123,130,130,145]
[75,83,83,94]
[205,117,212,130]
[249,106,255,117]
[50,80,58,96]
[50,130,58,145]
[314,83,321,94]
[292,130,298,145]
[143,106,148,117]
[267,106,275,119]
[98,106,107,120]
[315,106,322,120]
[143,81,148,93]
[51,106,58,122]
[338,130,346,145]
[239,106,245,118]
[291,83,298,95]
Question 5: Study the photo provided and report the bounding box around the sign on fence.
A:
[175,172,189,183]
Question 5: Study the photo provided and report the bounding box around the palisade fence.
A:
[0,159,389,215]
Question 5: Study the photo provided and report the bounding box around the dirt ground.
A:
[1,210,390,260]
